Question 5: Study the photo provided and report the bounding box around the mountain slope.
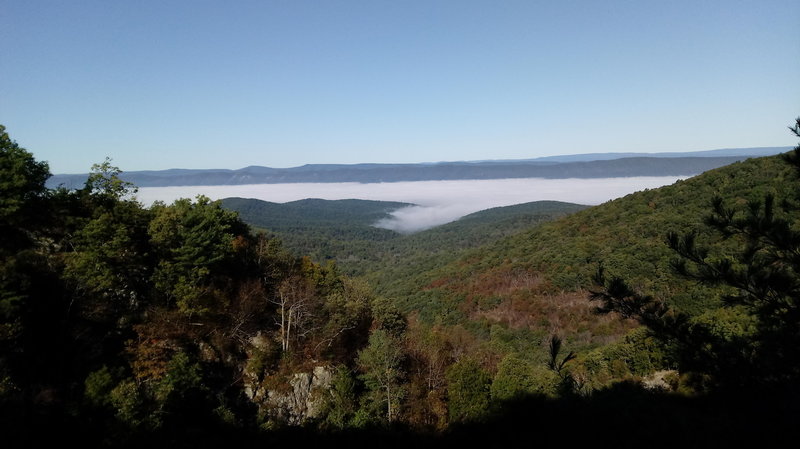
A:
[375,153,798,324]
[361,201,588,282]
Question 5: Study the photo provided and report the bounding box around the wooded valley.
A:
[3,122,800,447]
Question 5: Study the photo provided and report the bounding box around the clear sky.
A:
[2,0,798,174]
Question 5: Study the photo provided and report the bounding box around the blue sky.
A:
[2,0,798,174]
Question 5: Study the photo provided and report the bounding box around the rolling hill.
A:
[221,197,587,276]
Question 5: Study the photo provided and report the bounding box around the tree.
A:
[271,275,315,353]
[371,296,406,336]
[492,353,559,401]
[83,157,137,203]
[357,329,406,423]
[0,124,50,251]
[320,365,359,430]
[62,200,152,321]
[149,196,248,315]
[403,322,451,428]
[316,277,373,359]
[446,358,491,424]
[547,335,576,375]
[0,125,56,396]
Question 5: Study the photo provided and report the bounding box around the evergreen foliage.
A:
[591,118,800,390]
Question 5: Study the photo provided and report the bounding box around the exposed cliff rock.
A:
[264,366,333,425]
[643,370,679,391]
[242,333,333,425]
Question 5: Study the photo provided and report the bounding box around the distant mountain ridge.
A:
[47,146,790,189]
[515,146,787,162]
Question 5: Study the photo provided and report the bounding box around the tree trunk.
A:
[280,300,287,352]
[386,384,392,422]
[286,307,293,353]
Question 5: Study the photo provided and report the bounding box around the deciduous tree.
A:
[357,329,406,423]
[446,358,490,424]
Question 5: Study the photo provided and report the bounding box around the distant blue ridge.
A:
[46,146,791,189]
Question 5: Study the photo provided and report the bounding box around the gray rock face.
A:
[265,366,332,425]
[643,370,678,391]
[242,332,272,402]
[242,333,333,425]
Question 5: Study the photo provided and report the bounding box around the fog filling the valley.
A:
[135,177,688,233]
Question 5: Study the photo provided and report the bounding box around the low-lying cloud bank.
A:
[135,177,688,233]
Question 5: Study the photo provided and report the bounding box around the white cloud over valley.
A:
[135,177,688,233]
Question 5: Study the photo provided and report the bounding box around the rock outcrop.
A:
[243,333,333,425]
[264,366,332,425]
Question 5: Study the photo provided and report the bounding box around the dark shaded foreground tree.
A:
[0,125,381,444]
[0,125,65,406]
[445,358,490,424]
[591,118,800,391]
[9,384,799,449]
[0,125,50,251]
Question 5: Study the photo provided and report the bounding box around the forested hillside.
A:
[378,153,799,317]
[3,122,800,447]
[350,147,800,407]
[222,198,586,276]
